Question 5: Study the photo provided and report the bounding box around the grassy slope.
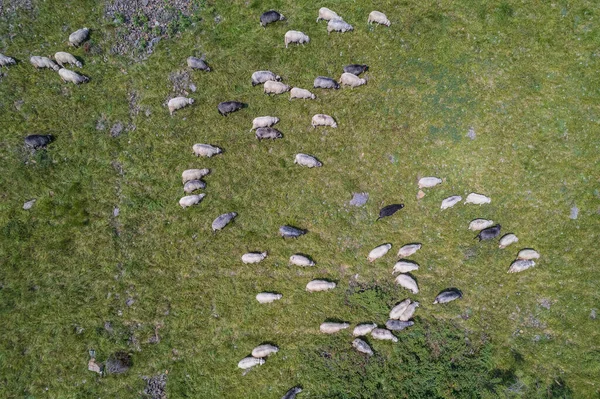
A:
[0,0,598,397]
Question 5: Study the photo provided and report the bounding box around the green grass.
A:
[1,0,599,397]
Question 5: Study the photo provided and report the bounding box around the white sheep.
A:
[290,87,316,100]
[183,180,206,194]
[468,219,494,231]
[517,249,540,260]
[392,261,419,274]
[352,323,377,337]
[294,153,322,168]
[397,244,422,257]
[242,252,268,264]
[251,70,280,86]
[250,116,279,131]
[368,11,391,26]
[498,234,519,249]
[182,169,210,184]
[367,243,391,262]
[306,280,336,292]
[238,357,264,369]
[55,52,82,68]
[317,7,340,22]
[339,72,366,88]
[441,195,462,210]
[398,302,419,321]
[320,322,349,334]
[389,299,411,320]
[311,114,337,128]
[192,144,222,157]
[252,344,279,358]
[264,80,291,95]
[0,53,16,67]
[371,328,398,342]
[58,68,89,84]
[327,19,353,34]
[465,193,491,205]
[179,194,206,209]
[395,274,419,294]
[168,97,194,115]
[284,31,310,48]
[256,292,282,303]
[69,28,89,46]
[418,176,442,188]
[30,56,60,71]
[289,254,315,267]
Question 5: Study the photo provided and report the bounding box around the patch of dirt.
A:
[0,0,35,18]
[169,70,195,96]
[143,374,167,399]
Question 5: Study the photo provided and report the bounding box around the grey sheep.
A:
[343,64,368,75]
[294,153,322,168]
[251,70,281,86]
[256,127,283,140]
[385,320,414,331]
[260,10,285,27]
[30,56,59,71]
[212,212,237,231]
[281,387,302,399]
[187,56,210,71]
[279,225,306,238]
[327,19,353,34]
[58,68,89,84]
[0,53,17,67]
[313,76,339,89]
[218,101,246,116]
[433,289,463,304]
[352,338,373,355]
[183,180,206,194]
[69,28,89,46]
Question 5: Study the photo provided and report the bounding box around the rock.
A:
[110,122,124,137]
[570,206,579,219]
[88,358,102,374]
[23,199,36,210]
[417,190,425,199]
[591,309,597,320]
[143,374,167,399]
[113,207,120,217]
[349,192,369,207]
[466,126,476,140]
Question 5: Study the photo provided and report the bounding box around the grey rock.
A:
[467,126,476,140]
[143,374,167,399]
[23,199,36,210]
[570,206,578,220]
[110,122,124,137]
[591,309,597,320]
[349,192,369,207]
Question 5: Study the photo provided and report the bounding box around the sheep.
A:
[517,249,540,260]
[385,320,414,331]
[339,72,366,87]
[418,176,442,188]
[319,322,349,334]
[290,87,316,100]
[212,212,237,231]
[182,168,210,184]
[389,299,411,320]
[284,31,310,48]
[24,134,53,149]
[250,116,279,131]
[238,357,264,369]
[260,10,285,26]
[256,292,282,303]
[242,252,268,264]
[352,338,373,355]
[54,52,82,68]
[279,225,306,238]
[0,53,16,67]
[398,302,419,321]
[256,127,283,140]
[499,234,519,249]
[343,64,368,75]
[368,11,390,26]
[475,224,501,241]
[179,194,206,209]
[217,101,245,116]
[392,261,419,274]
[282,387,303,399]
[252,344,279,358]
[264,80,291,95]
[252,70,281,86]
[69,28,89,46]
[327,19,353,34]
[294,153,322,168]
[313,76,339,89]
[465,193,491,205]
[30,56,60,71]
[469,219,494,231]
[440,195,462,210]
[352,323,377,337]
[58,68,89,84]
[192,143,222,157]
[397,244,422,257]
[377,204,404,220]
[371,328,397,342]
[289,254,314,267]
[395,274,419,294]
[508,259,535,273]
[311,114,337,128]
[183,180,206,194]
[168,97,194,115]
[306,280,336,292]
[367,243,391,262]
[187,56,210,71]
[317,7,340,22]
[433,289,462,304]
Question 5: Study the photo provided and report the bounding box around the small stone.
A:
[125,298,134,307]
[189,83,197,92]
[23,199,36,210]
[14,99,24,111]
[539,299,551,310]
[467,126,476,140]
[570,206,578,220]
[591,309,597,320]
[104,321,113,334]
[113,207,120,217]
[349,192,369,207]
[88,358,102,374]
[110,122,124,137]
[417,190,425,199]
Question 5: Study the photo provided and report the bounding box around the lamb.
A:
[264,80,291,95]
[242,252,268,264]
[395,274,419,294]
[183,180,206,194]
[339,72,366,87]
[368,11,391,26]
[317,7,340,22]
[397,244,422,257]
[250,116,279,131]
[418,176,442,188]
[290,87,316,100]
[179,194,206,209]
[441,195,462,210]
[256,292,282,303]
[327,19,353,34]
[306,280,336,292]
[212,212,237,231]
[465,193,491,205]
[343,64,368,75]
[313,76,339,89]
[252,70,281,86]
[392,261,419,274]
[252,344,279,358]
[367,243,391,262]
[319,322,349,334]
[54,52,82,68]
[192,144,222,157]
[255,127,283,140]
[294,153,322,168]
[238,357,264,369]
[69,27,89,46]
[260,10,285,26]
[311,114,337,128]
[284,31,310,48]
[371,328,397,342]
[290,254,315,267]
[217,101,245,116]
[182,168,210,184]
[352,323,377,337]
[168,97,194,115]
[187,56,211,71]
[30,56,60,71]
[0,53,16,67]
[58,68,89,84]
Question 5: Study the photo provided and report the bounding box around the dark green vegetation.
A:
[1,0,599,397]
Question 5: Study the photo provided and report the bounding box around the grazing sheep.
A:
[392,261,419,274]
[311,114,337,128]
[377,204,404,220]
[187,56,210,71]
[212,212,237,231]
[433,289,462,304]
[30,56,59,71]
[252,344,279,358]
[469,219,494,231]
[284,31,310,48]
[353,323,377,337]
[313,76,339,89]
[69,28,89,46]
[0,53,16,67]
[343,64,368,75]
[395,274,419,294]
[441,195,462,210]
[290,87,316,100]
[475,224,501,241]
[281,387,303,399]
[399,302,419,321]
[397,244,422,257]
[192,143,222,157]
[54,52,81,68]
[290,254,315,267]
[24,134,53,149]
[279,225,306,238]
[339,72,366,87]
[317,7,340,22]
[260,10,285,26]
[465,193,491,205]
[168,97,194,115]
[217,101,245,116]
[352,338,373,355]
[294,153,322,168]
[242,252,268,264]
[371,328,397,342]
[517,249,540,260]
[264,80,291,95]
[389,299,411,320]
[385,320,414,331]
[306,280,336,292]
[179,194,206,209]
[499,234,519,249]
[367,243,391,262]
[182,168,210,184]
[238,357,264,369]
[183,180,206,194]
[58,68,88,84]
[320,322,349,334]
[251,116,279,131]
[328,19,353,33]
[252,70,281,86]
[256,127,283,140]
[368,11,391,26]
[508,259,535,273]
[256,292,282,303]
[418,176,442,188]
